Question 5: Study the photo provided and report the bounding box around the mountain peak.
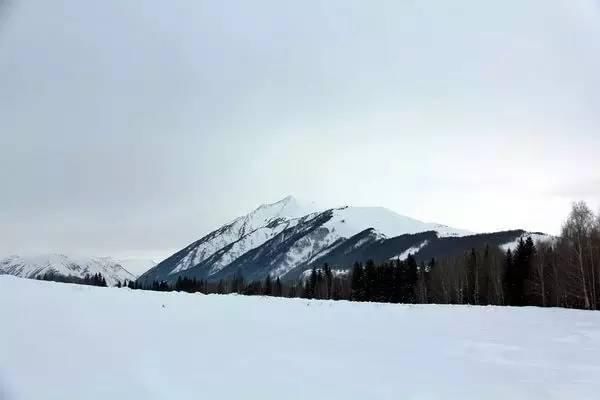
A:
[139,197,478,284]
[258,195,297,209]
[279,194,295,203]
[252,195,317,220]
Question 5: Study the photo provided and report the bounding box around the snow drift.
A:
[1,276,599,400]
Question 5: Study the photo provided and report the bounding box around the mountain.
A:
[0,254,136,286]
[138,196,552,285]
[139,196,548,285]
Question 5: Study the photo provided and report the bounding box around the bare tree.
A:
[561,202,595,309]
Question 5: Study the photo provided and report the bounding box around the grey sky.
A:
[1,0,599,259]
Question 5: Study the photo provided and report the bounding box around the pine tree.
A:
[323,264,333,299]
[467,248,478,304]
[301,279,311,299]
[351,262,365,301]
[391,260,402,303]
[231,269,245,294]
[264,275,273,296]
[288,284,297,298]
[364,260,377,301]
[505,245,520,306]
[403,255,418,303]
[506,237,536,306]
[309,267,318,299]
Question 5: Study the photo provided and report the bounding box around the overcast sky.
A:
[1,0,599,259]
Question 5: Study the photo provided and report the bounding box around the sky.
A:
[0,0,599,260]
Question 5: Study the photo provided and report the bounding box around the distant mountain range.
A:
[0,196,550,286]
[0,254,155,286]
[138,196,550,284]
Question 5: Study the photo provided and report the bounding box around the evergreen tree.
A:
[274,277,283,297]
[309,267,318,299]
[467,248,478,304]
[391,259,403,303]
[350,262,365,301]
[402,255,418,303]
[301,279,311,299]
[288,284,297,298]
[323,264,333,299]
[505,244,522,306]
[364,260,377,301]
[264,275,273,296]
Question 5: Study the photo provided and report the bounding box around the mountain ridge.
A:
[139,196,544,284]
[0,254,138,286]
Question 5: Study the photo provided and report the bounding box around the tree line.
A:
[37,272,108,287]
[132,266,352,300]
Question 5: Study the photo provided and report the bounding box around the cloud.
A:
[550,177,600,199]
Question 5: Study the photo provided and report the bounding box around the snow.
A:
[390,240,429,261]
[325,206,471,239]
[301,268,350,279]
[268,206,463,278]
[206,220,300,275]
[0,254,135,286]
[170,196,316,275]
[500,233,554,252]
[2,276,599,400]
[270,224,341,278]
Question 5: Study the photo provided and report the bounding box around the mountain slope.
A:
[138,196,553,285]
[0,254,136,286]
[282,229,543,281]
[154,196,315,277]
[138,196,473,284]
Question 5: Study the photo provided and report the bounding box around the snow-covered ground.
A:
[1,276,599,400]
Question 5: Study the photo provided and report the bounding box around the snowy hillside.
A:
[139,196,473,284]
[168,196,317,275]
[501,232,555,251]
[324,205,472,238]
[0,254,136,286]
[1,276,599,400]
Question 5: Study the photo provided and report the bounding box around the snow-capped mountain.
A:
[0,254,136,286]
[139,196,484,284]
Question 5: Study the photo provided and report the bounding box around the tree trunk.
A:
[589,237,597,310]
[577,241,591,309]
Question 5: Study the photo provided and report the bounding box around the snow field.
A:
[1,276,599,400]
